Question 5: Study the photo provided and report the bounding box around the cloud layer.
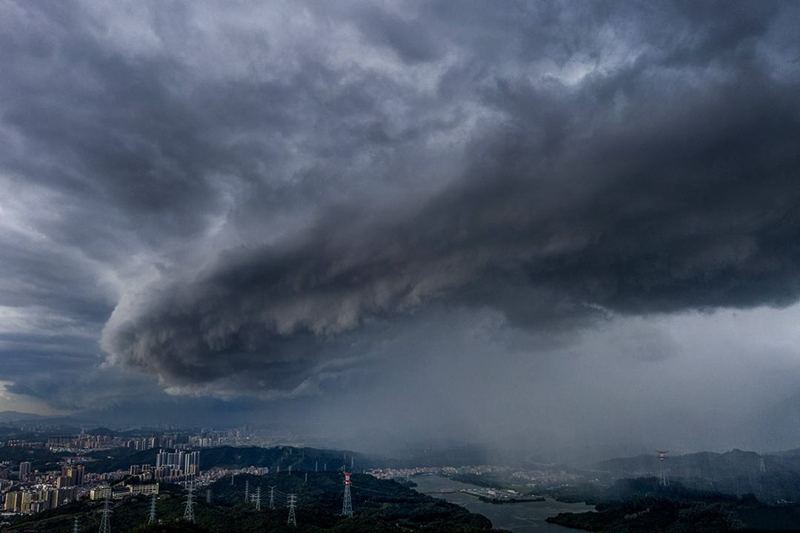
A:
[1,1,800,444]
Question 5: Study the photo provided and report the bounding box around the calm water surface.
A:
[412,474,595,532]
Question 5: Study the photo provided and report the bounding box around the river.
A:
[411,474,595,532]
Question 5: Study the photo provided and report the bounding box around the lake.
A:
[412,474,595,532]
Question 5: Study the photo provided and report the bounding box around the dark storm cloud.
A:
[1,0,799,403]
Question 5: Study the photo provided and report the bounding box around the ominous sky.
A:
[2,0,800,457]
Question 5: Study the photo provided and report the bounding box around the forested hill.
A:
[5,472,505,533]
[590,449,800,503]
[86,445,368,474]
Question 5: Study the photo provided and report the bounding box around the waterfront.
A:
[412,474,595,532]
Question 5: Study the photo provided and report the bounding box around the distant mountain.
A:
[593,449,771,478]
[591,449,800,503]
[0,411,46,423]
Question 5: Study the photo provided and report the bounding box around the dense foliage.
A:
[84,446,365,474]
[546,477,800,532]
[3,472,505,533]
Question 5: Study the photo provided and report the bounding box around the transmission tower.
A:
[206,488,212,504]
[230,473,235,485]
[342,471,353,516]
[759,457,767,473]
[254,486,261,510]
[99,499,112,533]
[315,461,318,472]
[287,494,297,526]
[304,473,308,484]
[183,482,196,522]
[147,493,157,525]
[269,486,275,510]
[656,451,669,487]
[244,480,249,502]
[73,517,80,533]
[351,456,354,470]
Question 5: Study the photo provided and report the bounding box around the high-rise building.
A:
[183,451,200,475]
[18,462,31,481]
[4,491,22,511]
[61,465,84,486]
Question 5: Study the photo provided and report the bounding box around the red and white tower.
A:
[342,471,353,516]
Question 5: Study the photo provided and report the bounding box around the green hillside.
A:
[5,472,504,533]
[84,446,367,474]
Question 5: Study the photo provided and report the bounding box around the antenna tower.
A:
[287,494,297,527]
[99,499,112,533]
[147,493,157,524]
[342,471,353,516]
[656,451,669,487]
[183,482,196,522]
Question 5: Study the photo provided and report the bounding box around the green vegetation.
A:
[84,446,364,474]
[449,473,539,500]
[0,446,68,471]
[546,477,800,532]
[592,449,800,503]
[4,473,507,533]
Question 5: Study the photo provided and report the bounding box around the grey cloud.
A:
[1,0,800,414]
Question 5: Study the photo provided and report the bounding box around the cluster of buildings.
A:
[2,464,85,514]
[0,448,200,516]
[367,464,508,480]
[509,468,583,488]
[46,434,117,451]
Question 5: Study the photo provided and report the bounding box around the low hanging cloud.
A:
[2,0,800,403]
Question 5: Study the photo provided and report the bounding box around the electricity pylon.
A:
[147,493,157,524]
[342,471,353,516]
[73,517,80,533]
[99,499,112,533]
[287,494,297,526]
[183,482,195,522]
[269,486,275,510]
[254,486,261,510]
[656,451,669,487]
[244,480,249,502]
